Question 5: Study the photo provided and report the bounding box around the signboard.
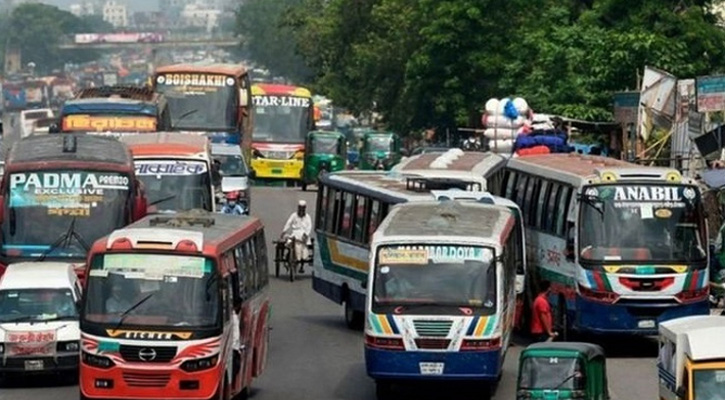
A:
[100,253,208,279]
[9,171,130,217]
[587,185,698,210]
[135,160,208,176]
[252,95,311,108]
[379,245,492,264]
[696,75,725,112]
[613,91,640,125]
[156,74,235,88]
[6,330,56,356]
[62,114,157,132]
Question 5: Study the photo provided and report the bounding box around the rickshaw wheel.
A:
[288,244,296,282]
[301,181,307,191]
[274,259,280,278]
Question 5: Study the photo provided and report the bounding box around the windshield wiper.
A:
[0,315,34,323]
[552,372,581,390]
[171,109,199,130]
[149,194,177,207]
[111,292,155,332]
[580,194,604,218]
[37,217,90,261]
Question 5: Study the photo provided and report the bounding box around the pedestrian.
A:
[531,280,558,342]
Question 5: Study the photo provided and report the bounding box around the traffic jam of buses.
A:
[2,63,725,400]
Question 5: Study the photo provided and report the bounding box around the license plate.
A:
[24,360,44,371]
[271,169,282,174]
[419,362,444,375]
[638,320,656,329]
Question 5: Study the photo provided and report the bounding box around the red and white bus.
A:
[79,211,270,400]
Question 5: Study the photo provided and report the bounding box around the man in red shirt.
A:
[531,280,558,342]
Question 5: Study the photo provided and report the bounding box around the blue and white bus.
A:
[365,200,520,398]
[312,150,525,329]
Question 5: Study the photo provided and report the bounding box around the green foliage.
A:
[0,3,113,74]
[235,0,313,83]
[237,0,725,133]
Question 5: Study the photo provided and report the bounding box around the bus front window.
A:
[579,184,706,263]
[693,369,725,400]
[83,253,220,329]
[372,244,496,315]
[157,82,237,131]
[1,170,131,259]
[252,97,311,143]
[135,160,212,211]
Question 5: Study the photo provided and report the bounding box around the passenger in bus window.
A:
[106,283,132,313]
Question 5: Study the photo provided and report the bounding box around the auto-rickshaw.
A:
[359,131,401,170]
[301,130,347,191]
[517,342,609,400]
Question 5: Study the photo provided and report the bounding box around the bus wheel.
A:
[556,296,569,341]
[375,380,393,400]
[301,182,307,191]
[344,297,364,330]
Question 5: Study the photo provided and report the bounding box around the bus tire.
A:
[344,296,364,330]
[375,380,393,400]
[301,182,307,191]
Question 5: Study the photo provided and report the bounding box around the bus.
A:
[119,132,215,213]
[79,211,270,400]
[153,63,254,158]
[0,134,148,279]
[490,153,710,337]
[313,150,518,328]
[59,86,171,134]
[365,200,520,398]
[249,83,315,184]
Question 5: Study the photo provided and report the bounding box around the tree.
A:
[0,3,113,74]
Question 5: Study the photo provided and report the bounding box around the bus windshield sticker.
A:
[379,248,428,265]
[62,115,157,132]
[157,73,234,87]
[640,204,654,219]
[252,95,311,108]
[9,171,130,217]
[103,254,206,279]
[655,208,673,218]
[135,160,208,176]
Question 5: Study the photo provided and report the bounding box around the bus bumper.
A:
[364,347,502,381]
[251,159,303,180]
[79,364,222,400]
[574,296,710,335]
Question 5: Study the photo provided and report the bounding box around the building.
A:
[69,1,97,17]
[180,3,221,32]
[102,0,128,28]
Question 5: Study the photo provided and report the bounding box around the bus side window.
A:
[234,246,248,299]
[524,177,539,224]
[546,183,561,233]
[353,195,366,243]
[536,180,550,230]
[256,231,269,287]
[317,185,328,230]
[556,186,573,237]
[227,251,241,306]
[244,240,258,293]
[505,171,518,199]
[499,170,510,197]
[339,191,353,239]
[326,188,341,234]
[368,200,380,239]
[515,174,529,209]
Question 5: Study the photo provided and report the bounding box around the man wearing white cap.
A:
[282,200,313,272]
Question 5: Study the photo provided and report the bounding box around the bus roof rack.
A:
[149,211,216,228]
[75,85,157,101]
[405,176,481,192]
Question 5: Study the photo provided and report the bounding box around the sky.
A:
[41,0,159,12]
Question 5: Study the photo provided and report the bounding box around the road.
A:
[0,114,659,399]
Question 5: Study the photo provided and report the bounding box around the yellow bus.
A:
[250,83,315,184]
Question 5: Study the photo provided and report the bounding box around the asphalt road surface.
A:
[0,117,659,399]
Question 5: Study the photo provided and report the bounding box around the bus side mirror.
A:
[675,386,686,399]
[565,239,575,261]
[239,89,248,107]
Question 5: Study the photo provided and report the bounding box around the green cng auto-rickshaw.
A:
[359,131,401,170]
[517,342,610,400]
[301,130,347,191]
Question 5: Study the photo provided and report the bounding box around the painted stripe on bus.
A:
[317,235,367,281]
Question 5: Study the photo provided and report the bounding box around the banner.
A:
[379,245,493,264]
[62,114,157,132]
[74,33,164,44]
[696,74,725,112]
[6,330,56,356]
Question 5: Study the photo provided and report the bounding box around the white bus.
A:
[365,200,519,399]
[491,153,710,337]
[313,150,525,329]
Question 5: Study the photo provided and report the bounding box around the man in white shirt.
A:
[282,200,313,273]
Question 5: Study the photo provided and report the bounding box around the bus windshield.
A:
[135,160,212,211]
[252,96,311,143]
[83,253,219,329]
[518,357,584,390]
[156,76,237,131]
[693,369,725,400]
[312,136,341,154]
[1,170,131,259]
[579,184,706,263]
[372,244,496,315]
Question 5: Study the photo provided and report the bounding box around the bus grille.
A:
[122,372,171,388]
[413,320,453,337]
[414,338,451,350]
[119,345,177,363]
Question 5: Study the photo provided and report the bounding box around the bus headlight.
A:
[180,355,219,372]
[82,352,115,369]
[57,341,79,352]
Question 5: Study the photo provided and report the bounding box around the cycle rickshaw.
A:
[273,236,315,282]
